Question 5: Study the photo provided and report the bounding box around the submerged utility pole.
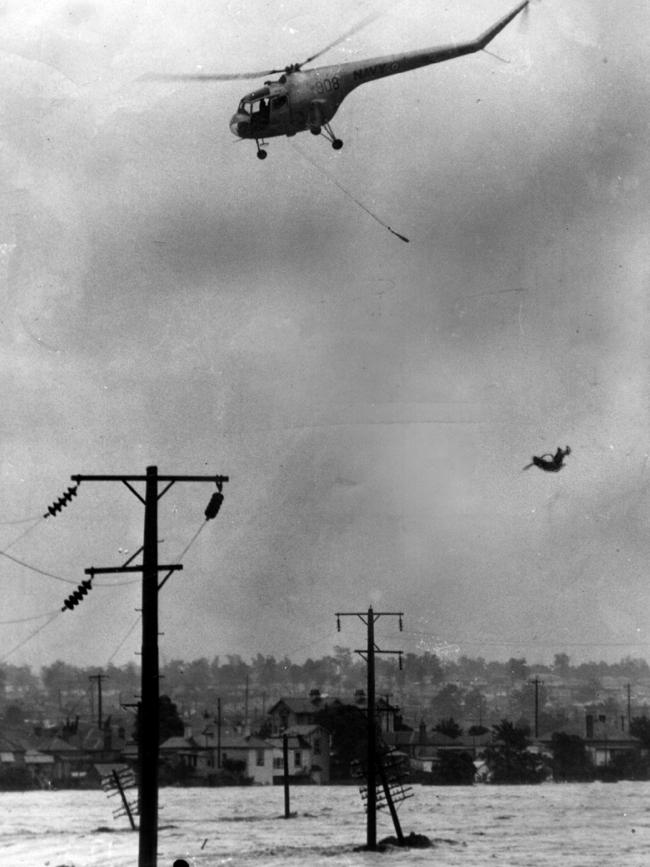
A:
[217,697,222,769]
[530,677,543,739]
[336,607,403,850]
[282,732,291,819]
[72,466,228,867]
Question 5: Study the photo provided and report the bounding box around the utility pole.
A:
[627,682,632,730]
[89,673,108,729]
[217,697,222,769]
[282,732,291,819]
[336,607,403,850]
[71,466,228,867]
[529,677,543,739]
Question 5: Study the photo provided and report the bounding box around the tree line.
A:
[2,650,649,727]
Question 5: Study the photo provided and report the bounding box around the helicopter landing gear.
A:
[321,122,343,151]
[255,138,268,159]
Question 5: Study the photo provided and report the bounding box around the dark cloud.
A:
[2,0,650,667]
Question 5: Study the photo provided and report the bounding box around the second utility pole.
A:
[336,606,403,850]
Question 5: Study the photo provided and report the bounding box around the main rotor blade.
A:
[300,7,389,67]
[140,69,283,83]
[141,2,400,83]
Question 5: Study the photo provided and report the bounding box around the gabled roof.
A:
[267,695,397,716]
[267,698,323,715]
[160,736,197,751]
[266,733,314,750]
[31,735,80,753]
[538,724,640,745]
[202,733,274,751]
[282,724,328,737]
[0,735,25,753]
[384,729,491,750]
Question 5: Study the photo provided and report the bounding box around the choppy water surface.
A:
[1,782,649,866]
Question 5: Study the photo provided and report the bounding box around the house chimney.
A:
[309,688,322,706]
[354,689,366,706]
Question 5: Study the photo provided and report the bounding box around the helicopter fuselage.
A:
[230,49,457,142]
[229,0,529,151]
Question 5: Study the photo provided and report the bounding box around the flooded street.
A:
[1,781,649,866]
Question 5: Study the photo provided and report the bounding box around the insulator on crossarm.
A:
[204,491,224,520]
[61,578,92,612]
[44,484,79,519]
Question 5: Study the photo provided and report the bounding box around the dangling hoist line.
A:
[291,142,410,243]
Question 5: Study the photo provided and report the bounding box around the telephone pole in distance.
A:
[88,673,108,730]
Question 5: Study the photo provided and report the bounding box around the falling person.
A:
[523,446,571,472]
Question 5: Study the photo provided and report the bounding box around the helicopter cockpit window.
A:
[239,97,271,122]
[271,95,287,109]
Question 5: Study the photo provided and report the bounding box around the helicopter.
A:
[150,1,529,160]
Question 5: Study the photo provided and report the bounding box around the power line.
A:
[106,615,141,665]
[0,611,62,662]
[3,517,46,552]
[0,548,77,584]
[104,520,225,666]
[1,501,257,674]
[0,515,44,526]
[0,609,60,625]
[158,520,208,591]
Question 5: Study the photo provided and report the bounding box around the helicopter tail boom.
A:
[324,1,528,92]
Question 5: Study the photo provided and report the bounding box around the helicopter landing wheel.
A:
[332,138,343,150]
[310,126,321,136]
[256,148,267,160]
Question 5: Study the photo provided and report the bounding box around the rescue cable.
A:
[291,142,410,243]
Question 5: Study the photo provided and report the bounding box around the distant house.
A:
[266,725,331,784]
[218,734,276,785]
[267,690,330,733]
[384,722,491,776]
[267,688,400,735]
[0,734,26,769]
[538,714,641,769]
[29,734,84,784]
[158,735,207,779]
[158,732,277,785]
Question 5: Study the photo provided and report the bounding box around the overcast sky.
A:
[1,0,649,672]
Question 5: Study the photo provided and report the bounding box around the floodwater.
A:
[1,782,649,866]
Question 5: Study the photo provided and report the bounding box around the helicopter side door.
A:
[267,87,292,136]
